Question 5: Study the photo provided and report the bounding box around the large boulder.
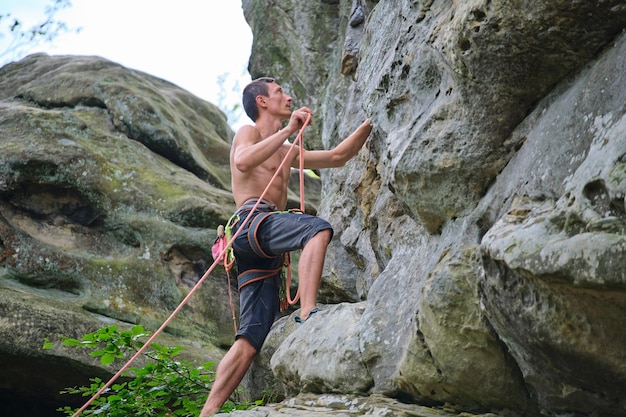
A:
[479,37,626,413]
[0,53,237,411]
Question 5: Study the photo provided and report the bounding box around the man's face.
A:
[263,82,293,120]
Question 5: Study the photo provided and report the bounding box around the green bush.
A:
[44,325,262,416]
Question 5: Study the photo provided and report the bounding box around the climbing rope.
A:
[283,115,308,307]
[72,113,312,417]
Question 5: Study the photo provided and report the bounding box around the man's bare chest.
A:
[261,149,291,176]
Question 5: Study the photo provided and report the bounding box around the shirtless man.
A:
[200,77,372,416]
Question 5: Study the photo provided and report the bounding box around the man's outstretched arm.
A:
[299,119,372,169]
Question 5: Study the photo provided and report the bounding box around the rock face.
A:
[238,0,626,416]
[1,0,625,416]
[0,54,239,413]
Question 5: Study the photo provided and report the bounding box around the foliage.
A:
[216,69,246,127]
[0,0,81,65]
[43,325,264,416]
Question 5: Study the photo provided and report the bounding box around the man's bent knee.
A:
[313,228,333,245]
[233,336,259,357]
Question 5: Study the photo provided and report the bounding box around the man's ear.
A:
[256,95,267,108]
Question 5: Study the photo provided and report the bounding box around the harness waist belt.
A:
[235,198,278,216]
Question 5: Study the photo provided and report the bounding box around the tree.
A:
[216,68,247,128]
[0,0,81,66]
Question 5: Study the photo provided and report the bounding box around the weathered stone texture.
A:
[241,0,626,416]
[1,0,626,415]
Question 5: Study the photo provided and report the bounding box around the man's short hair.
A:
[242,77,275,122]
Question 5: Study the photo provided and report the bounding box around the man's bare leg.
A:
[199,337,257,417]
[297,229,332,320]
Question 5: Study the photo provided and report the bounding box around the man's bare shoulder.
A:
[233,124,261,146]
[236,124,258,134]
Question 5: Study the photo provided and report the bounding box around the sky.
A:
[0,0,253,129]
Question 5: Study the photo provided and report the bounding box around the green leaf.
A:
[42,338,53,349]
[131,324,146,336]
[82,333,96,342]
[100,352,116,365]
[61,337,81,347]
[107,394,122,403]
[90,349,106,357]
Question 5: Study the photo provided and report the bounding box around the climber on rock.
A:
[200,77,372,416]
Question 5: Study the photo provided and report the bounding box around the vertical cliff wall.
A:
[243,1,626,416]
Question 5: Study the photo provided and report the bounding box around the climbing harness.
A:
[214,204,304,325]
[71,113,312,417]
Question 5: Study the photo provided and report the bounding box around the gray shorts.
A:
[232,202,333,351]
